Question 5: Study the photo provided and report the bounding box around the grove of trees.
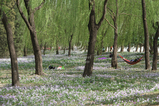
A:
[0,0,159,86]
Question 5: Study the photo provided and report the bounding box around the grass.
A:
[0,50,159,106]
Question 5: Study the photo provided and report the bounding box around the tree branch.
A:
[107,7,115,17]
[16,0,33,31]
[33,0,45,13]
[105,17,116,29]
[119,13,139,17]
[97,0,109,29]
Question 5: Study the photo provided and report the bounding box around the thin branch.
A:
[105,17,116,29]
[107,7,115,16]
[16,0,32,31]
[116,0,118,18]
[97,0,109,29]
[107,8,114,20]
[119,13,139,17]
[33,0,45,13]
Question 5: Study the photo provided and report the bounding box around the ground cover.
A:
[0,51,159,106]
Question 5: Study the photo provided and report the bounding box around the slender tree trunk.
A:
[84,46,87,52]
[83,0,108,77]
[111,26,118,68]
[23,45,27,56]
[100,28,108,54]
[105,47,107,52]
[43,42,46,55]
[142,0,150,69]
[40,42,43,50]
[152,26,159,70]
[63,47,66,54]
[108,47,110,52]
[127,43,130,52]
[72,46,74,51]
[56,40,59,55]
[1,11,20,86]
[140,44,142,52]
[97,50,100,55]
[68,34,73,56]
[111,0,118,69]
[149,34,154,54]
[121,45,124,52]
[136,45,139,52]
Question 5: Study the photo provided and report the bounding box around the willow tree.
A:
[0,1,20,86]
[60,0,81,56]
[35,3,50,52]
[75,0,90,52]
[16,0,45,75]
[152,23,159,70]
[141,0,150,70]
[105,0,119,68]
[83,0,108,77]
[151,0,159,70]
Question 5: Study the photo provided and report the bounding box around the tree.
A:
[106,0,118,68]
[141,0,150,70]
[83,0,108,77]
[152,23,159,70]
[0,9,20,86]
[68,34,74,56]
[16,0,45,75]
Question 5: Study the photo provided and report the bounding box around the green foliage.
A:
[1,0,159,57]
[0,0,16,57]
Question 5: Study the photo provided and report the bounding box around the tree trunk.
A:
[142,0,150,70]
[149,34,154,54]
[127,43,130,52]
[40,42,43,50]
[140,44,142,52]
[111,0,118,69]
[2,11,20,86]
[63,47,66,54]
[43,42,46,55]
[83,0,108,77]
[56,40,59,55]
[97,50,100,55]
[152,26,159,70]
[111,27,118,68]
[30,30,43,75]
[84,46,87,52]
[68,34,73,56]
[100,28,108,54]
[23,45,27,56]
[121,45,124,52]
[83,29,98,77]
[136,45,139,52]
[72,46,74,51]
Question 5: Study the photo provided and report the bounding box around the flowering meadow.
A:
[0,51,159,106]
